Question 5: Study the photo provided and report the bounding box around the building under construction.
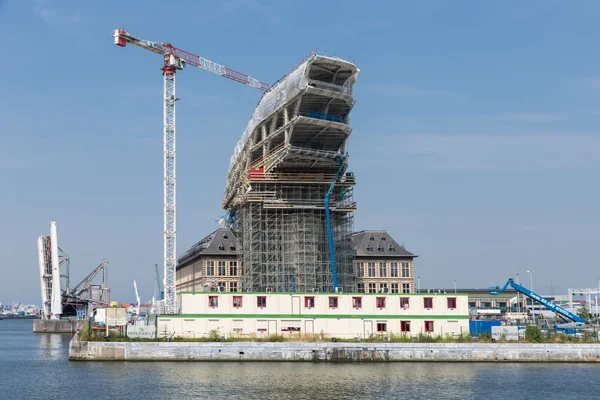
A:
[222,54,359,293]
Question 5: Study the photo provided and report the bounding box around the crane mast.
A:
[113,29,269,313]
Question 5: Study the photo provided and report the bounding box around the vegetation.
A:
[578,305,591,322]
[76,321,600,344]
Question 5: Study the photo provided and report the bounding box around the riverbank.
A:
[69,339,600,362]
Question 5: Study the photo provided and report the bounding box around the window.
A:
[380,283,388,293]
[391,283,399,293]
[352,297,362,308]
[390,263,398,277]
[218,261,226,276]
[424,297,433,309]
[368,263,376,277]
[357,262,364,277]
[368,283,376,293]
[217,282,226,292]
[376,322,387,332]
[233,296,243,307]
[447,297,457,309]
[468,302,476,308]
[208,296,218,307]
[376,297,386,308]
[229,282,238,293]
[206,261,215,276]
[329,297,338,308]
[402,283,410,293]
[305,296,315,308]
[425,321,434,333]
[257,296,267,308]
[400,297,409,308]
[401,321,411,332]
[379,262,387,277]
[357,283,365,293]
[401,262,410,278]
[218,242,225,250]
[229,261,238,276]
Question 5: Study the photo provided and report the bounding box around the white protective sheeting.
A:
[228,63,309,171]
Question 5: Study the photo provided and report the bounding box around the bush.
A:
[525,325,542,343]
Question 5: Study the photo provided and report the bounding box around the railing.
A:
[306,111,346,124]
[307,79,353,95]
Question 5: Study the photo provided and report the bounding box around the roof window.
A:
[218,242,225,250]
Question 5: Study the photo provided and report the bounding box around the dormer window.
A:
[230,243,236,251]
[223,233,228,239]
[377,244,384,252]
[381,236,387,241]
[389,244,396,252]
[369,235,374,241]
[218,242,225,250]
[366,244,373,252]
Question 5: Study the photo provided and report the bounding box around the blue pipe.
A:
[325,158,345,292]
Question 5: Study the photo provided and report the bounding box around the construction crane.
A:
[132,279,141,314]
[113,29,270,313]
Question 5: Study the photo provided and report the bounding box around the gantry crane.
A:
[113,29,270,314]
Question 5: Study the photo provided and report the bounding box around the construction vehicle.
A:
[490,278,585,334]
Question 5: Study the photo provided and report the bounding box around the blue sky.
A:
[1,0,599,304]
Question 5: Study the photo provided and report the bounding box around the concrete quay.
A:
[34,319,79,333]
[69,340,600,362]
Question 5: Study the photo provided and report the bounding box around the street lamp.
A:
[454,280,457,293]
[516,273,520,313]
[527,270,535,323]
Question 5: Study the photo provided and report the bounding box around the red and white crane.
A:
[113,29,270,314]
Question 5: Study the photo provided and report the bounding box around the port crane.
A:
[113,29,270,313]
[490,278,585,332]
[132,279,141,314]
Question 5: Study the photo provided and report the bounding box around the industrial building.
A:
[222,54,359,294]
[159,292,469,339]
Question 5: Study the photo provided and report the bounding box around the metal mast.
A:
[163,62,177,313]
[113,29,269,313]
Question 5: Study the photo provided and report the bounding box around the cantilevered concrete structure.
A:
[223,54,359,293]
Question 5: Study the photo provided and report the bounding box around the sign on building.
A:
[106,307,127,326]
[127,325,156,339]
[492,326,520,341]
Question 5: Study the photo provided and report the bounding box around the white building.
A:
[158,292,469,339]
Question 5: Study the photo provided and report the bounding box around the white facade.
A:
[158,292,469,339]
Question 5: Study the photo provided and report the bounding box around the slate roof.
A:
[351,230,416,258]
[177,228,240,267]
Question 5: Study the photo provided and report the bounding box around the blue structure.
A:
[324,159,345,291]
[469,320,501,336]
[490,278,584,324]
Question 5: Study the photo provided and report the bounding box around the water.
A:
[1,319,599,400]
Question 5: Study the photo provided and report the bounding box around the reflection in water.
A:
[38,333,72,360]
[1,320,600,400]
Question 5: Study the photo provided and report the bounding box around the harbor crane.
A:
[113,29,270,313]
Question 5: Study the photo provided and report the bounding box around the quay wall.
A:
[34,319,79,333]
[69,340,600,362]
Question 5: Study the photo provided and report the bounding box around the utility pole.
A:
[527,270,535,323]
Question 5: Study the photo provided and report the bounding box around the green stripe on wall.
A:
[179,291,469,297]
[163,314,470,320]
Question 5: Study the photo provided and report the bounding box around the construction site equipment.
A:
[490,278,585,332]
[113,29,270,313]
[223,54,360,293]
[37,221,110,320]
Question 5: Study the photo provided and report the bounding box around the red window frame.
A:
[352,296,362,308]
[447,297,457,309]
[208,296,218,308]
[304,296,315,308]
[425,320,434,332]
[329,296,338,308]
[232,296,243,308]
[400,297,410,308]
[257,296,267,308]
[424,297,433,309]
[376,322,387,332]
[376,297,386,308]
[400,321,411,332]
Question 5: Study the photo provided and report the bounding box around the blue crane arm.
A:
[489,278,584,323]
[324,158,345,291]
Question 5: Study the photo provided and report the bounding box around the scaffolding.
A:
[223,54,359,293]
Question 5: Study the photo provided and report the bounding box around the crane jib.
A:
[169,47,226,75]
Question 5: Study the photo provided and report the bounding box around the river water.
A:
[1,319,599,399]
